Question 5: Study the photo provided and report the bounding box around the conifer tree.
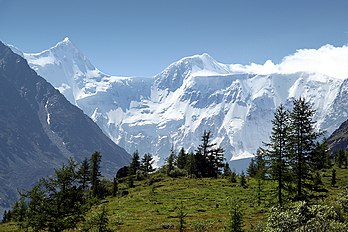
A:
[177,201,187,232]
[247,158,257,177]
[86,206,111,232]
[53,158,84,223]
[13,158,86,231]
[78,158,90,192]
[210,147,225,177]
[264,104,290,206]
[11,197,28,224]
[227,203,244,232]
[289,98,320,200]
[128,150,141,176]
[248,149,266,178]
[230,171,237,183]
[313,171,323,190]
[177,147,187,169]
[90,151,102,198]
[312,140,331,170]
[186,152,197,178]
[240,171,247,188]
[254,149,266,205]
[166,147,176,175]
[223,162,232,177]
[331,169,337,187]
[195,130,224,177]
[2,210,9,223]
[112,177,118,197]
[128,176,135,188]
[335,150,347,169]
[141,153,155,174]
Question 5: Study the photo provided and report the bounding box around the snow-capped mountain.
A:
[17,38,348,164]
[0,41,130,217]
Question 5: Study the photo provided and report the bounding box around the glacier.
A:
[13,38,348,165]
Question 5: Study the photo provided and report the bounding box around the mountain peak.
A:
[53,37,76,50]
[175,53,231,76]
[63,36,71,43]
[180,53,215,63]
[193,52,213,60]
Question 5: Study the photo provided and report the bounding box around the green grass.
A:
[1,166,347,231]
[0,222,19,231]
[82,167,348,231]
[98,176,271,231]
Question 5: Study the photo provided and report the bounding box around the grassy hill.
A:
[1,165,347,231]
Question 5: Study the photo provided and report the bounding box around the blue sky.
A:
[1,0,348,77]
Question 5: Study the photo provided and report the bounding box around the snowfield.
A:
[12,38,348,165]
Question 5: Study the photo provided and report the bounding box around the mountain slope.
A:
[0,41,130,215]
[20,39,347,165]
[327,115,348,152]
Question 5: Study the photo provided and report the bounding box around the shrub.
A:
[169,168,188,178]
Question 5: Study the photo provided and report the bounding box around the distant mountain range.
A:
[11,38,348,165]
[0,42,130,216]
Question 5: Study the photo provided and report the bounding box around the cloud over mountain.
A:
[230,44,348,79]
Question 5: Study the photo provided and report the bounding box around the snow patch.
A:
[27,54,56,66]
[45,101,51,125]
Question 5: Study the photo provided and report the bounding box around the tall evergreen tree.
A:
[247,158,257,177]
[253,149,266,206]
[177,201,187,232]
[195,130,224,177]
[185,152,197,178]
[141,153,155,174]
[177,147,188,169]
[12,159,87,231]
[312,140,331,170]
[247,149,266,178]
[335,149,347,169]
[78,158,90,192]
[210,147,225,177]
[331,169,337,187]
[240,171,247,188]
[112,177,118,197]
[264,104,290,206]
[223,162,232,177]
[230,171,237,183]
[227,203,244,232]
[90,151,102,198]
[289,98,320,200]
[128,150,141,176]
[165,147,176,175]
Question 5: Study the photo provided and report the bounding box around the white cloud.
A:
[230,44,348,79]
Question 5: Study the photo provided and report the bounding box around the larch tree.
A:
[264,104,290,206]
[166,147,177,175]
[177,147,188,169]
[128,150,141,176]
[78,158,90,192]
[141,153,155,174]
[288,98,321,200]
[195,130,224,178]
[90,151,102,198]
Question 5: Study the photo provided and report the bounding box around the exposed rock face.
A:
[328,119,348,152]
[0,41,130,215]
